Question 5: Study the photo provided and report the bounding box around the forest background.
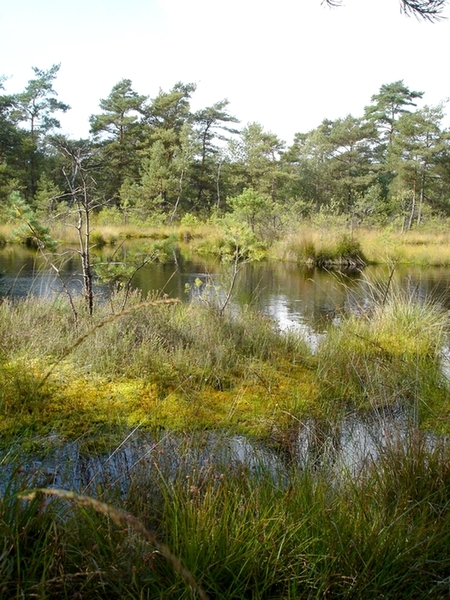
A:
[1,65,450,239]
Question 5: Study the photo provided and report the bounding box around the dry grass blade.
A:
[21,487,209,600]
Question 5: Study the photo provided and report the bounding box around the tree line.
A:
[1,65,450,232]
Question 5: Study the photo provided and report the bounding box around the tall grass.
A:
[361,227,450,266]
[0,223,15,242]
[46,218,216,247]
[2,429,450,598]
[1,268,450,596]
[271,229,367,267]
[316,283,449,428]
[271,225,450,267]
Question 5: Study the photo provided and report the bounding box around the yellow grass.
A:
[361,228,450,266]
[271,225,450,266]
[5,212,450,266]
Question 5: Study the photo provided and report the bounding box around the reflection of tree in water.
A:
[233,261,365,330]
[296,418,342,470]
[2,248,450,328]
[268,417,342,470]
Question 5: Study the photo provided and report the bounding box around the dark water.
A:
[1,245,450,335]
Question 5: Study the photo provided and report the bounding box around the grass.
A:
[5,210,450,266]
[271,224,450,267]
[66,221,450,267]
[1,428,450,598]
[271,230,367,268]
[0,214,211,249]
[0,277,448,439]
[0,289,315,443]
[1,263,450,597]
[47,218,218,248]
[355,227,450,266]
[315,283,450,429]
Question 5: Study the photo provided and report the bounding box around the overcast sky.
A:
[1,0,449,145]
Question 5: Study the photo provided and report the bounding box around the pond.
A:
[2,244,450,336]
[1,402,434,495]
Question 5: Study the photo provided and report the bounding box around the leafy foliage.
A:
[1,68,450,233]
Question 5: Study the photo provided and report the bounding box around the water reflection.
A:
[1,245,450,334]
[0,245,102,299]
[2,414,435,495]
[288,405,414,475]
[1,246,449,487]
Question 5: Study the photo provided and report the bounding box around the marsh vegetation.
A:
[2,68,450,597]
[1,267,450,597]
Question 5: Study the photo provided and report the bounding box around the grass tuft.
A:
[316,283,449,423]
[2,430,450,598]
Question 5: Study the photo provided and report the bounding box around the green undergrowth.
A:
[316,285,450,431]
[2,285,450,598]
[0,291,316,446]
[1,283,450,445]
[2,430,450,598]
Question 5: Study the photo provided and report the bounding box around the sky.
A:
[1,0,449,146]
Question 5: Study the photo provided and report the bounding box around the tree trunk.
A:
[417,170,426,227]
[407,176,417,231]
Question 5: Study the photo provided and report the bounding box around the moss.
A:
[0,350,318,444]
[0,287,447,448]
